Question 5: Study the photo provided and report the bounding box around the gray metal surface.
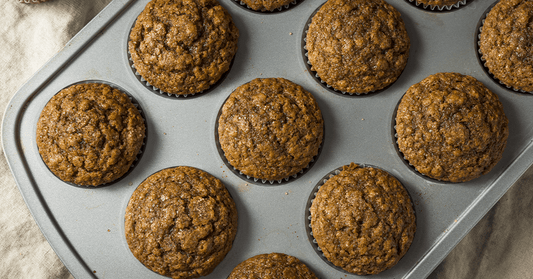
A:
[3,0,533,278]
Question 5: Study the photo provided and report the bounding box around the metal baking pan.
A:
[3,0,533,278]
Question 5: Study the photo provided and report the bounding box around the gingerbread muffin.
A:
[228,253,317,279]
[239,0,294,11]
[125,166,238,279]
[217,78,324,182]
[306,0,410,94]
[479,0,533,92]
[395,73,509,182]
[36,83,145,186]
[129,0,239,96]
[309,163,416,275]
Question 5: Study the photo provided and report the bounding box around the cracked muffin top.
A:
[36,83,145,186]
[395,73,509,182]
[227,253,317,279]
[129,0,239,95]
[217,78,324,181]
[479,0,533,92]
[240,0,294,11]
[306,0,410,94]
[310,163,416,275]
[125,166,238,279]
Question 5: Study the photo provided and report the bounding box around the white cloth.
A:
[0,1,112,278]
[0,0,532,278]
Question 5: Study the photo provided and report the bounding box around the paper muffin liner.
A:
[126,19,234,99]
[230,0,304,14]
[301,3,405,97]
[305,163,417,275]
[406,0,467,12]
[475,2,533,95]
[392,94,455,184]
[214,86,324,186]
[37,80,147,188]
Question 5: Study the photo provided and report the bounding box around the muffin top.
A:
[36,83,145,186]
[218,78,324,181]
[306,0,410,94]
[310,163,416,275]
[396,73,509,182]
[125,166,238,279]
[227,253,318,279]
[240,0,294,11]
[129,0,239,95]
[479,0,533,92]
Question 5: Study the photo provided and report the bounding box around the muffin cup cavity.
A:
[475,2,533,95]
[305,164,417,274]
[230,0,304,14]
[301,3,406,97]
[38,80,147,188]
[214,82,324,186]
[405,0,467,12]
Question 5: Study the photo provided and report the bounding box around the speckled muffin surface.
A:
[396,73,509,182]
[36,83,145,186]
[240,0,294,11]
[218,78,324,181]
[479,0,533,92]
[306,0,410,94]
[129,0,239,95]
[310,163,416,275]
[227,253,318,279]
[125,166,238,279]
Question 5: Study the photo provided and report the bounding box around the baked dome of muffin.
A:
[306,0,410,94]
[396,73,509,182]
[125,166,238,278]
[36,83,145,186]
[129,0,239,95]
[310,163,416,275]
[479,0,533,92]
[240,0,294,11]
[218,78,324,181]
[228,253,317,279]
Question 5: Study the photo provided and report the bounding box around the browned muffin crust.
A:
[396,73,509,182]
[125,166,238,279]
[479,0,533,92]
[310,163,416,275]
[227,253,318,279]
[218,78,324,181]
[36,83,145,186]
[129,0,239,96]
[414,0,461,7]
[240,0,294,11]
[306,0,410,94]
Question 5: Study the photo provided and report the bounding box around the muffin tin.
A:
[3,0,533,278]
